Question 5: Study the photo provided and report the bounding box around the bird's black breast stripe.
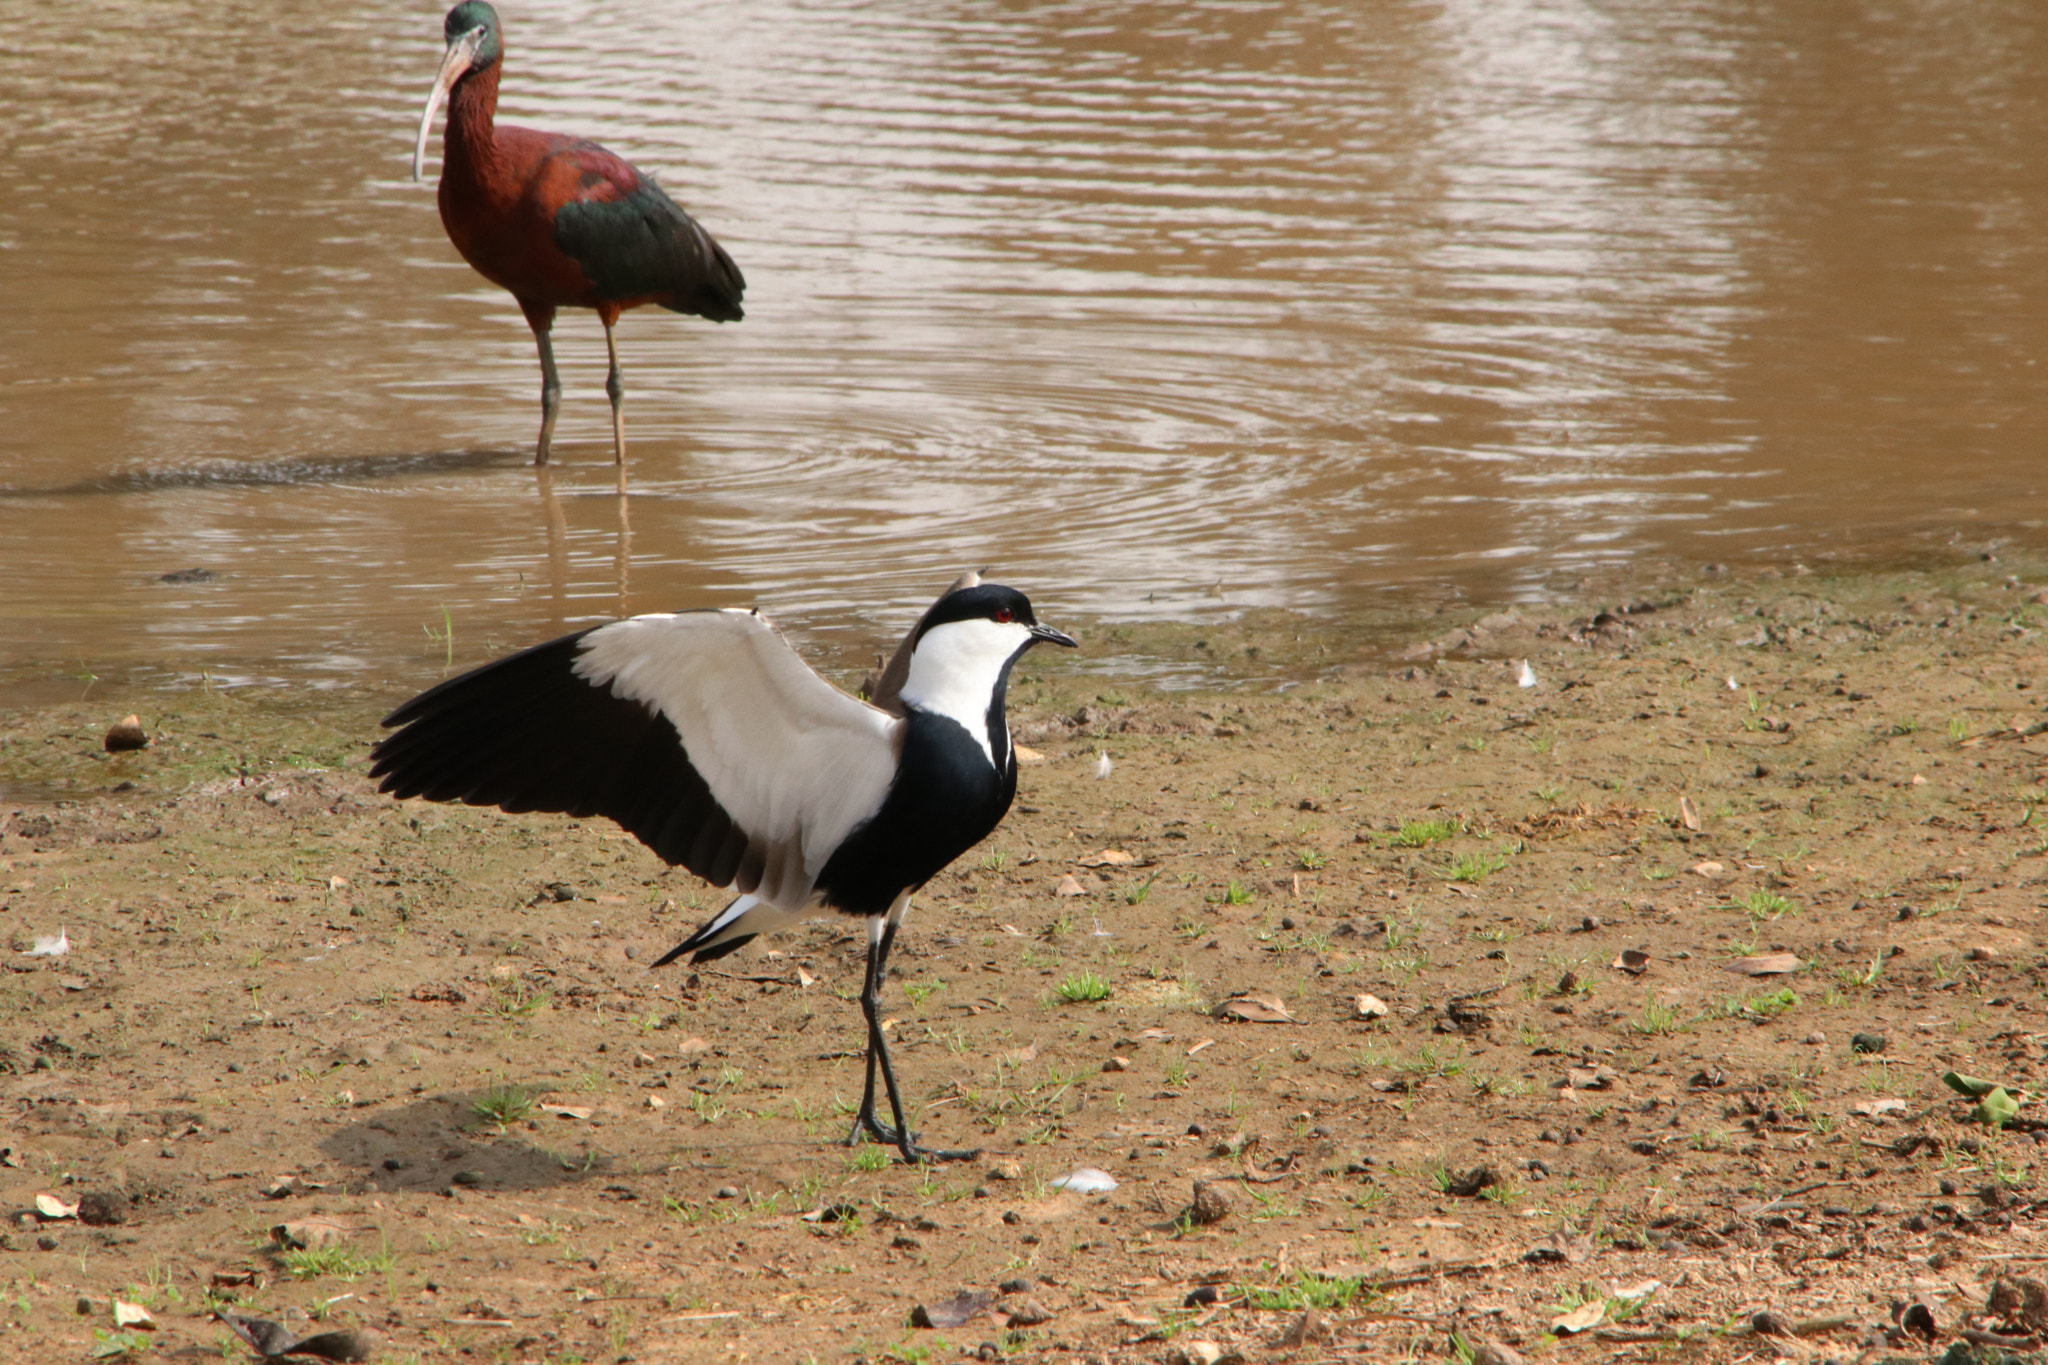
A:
[369,629,759,887]
[813,706,1016,919]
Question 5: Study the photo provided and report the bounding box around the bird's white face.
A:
[897,617,1038,765]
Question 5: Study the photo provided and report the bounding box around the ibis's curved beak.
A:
[1030,622,1078,649]
[413,26,486,181]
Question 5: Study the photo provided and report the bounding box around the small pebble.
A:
[714,1185,740,1199]
[1803,1031,1826,1045]
[1102,1056,1130,1073]
[1851,1032,1887,1054]
[1189,1179,1233,1225]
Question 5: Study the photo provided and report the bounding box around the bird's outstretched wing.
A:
[370,610,898,909]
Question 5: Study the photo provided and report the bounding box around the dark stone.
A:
[75,1191,130,1227]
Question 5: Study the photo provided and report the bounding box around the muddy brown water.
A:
[3,0,2046,692]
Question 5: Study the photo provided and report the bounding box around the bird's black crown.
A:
[910,584,1039,645]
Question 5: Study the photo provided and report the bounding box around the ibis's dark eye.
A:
[994,607,1014,624]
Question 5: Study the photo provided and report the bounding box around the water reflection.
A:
[0,0,2043,688]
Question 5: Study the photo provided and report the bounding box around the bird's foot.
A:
[898,1140,981,1165]
[846,1112,901,1149]
[845,1113,979,1165]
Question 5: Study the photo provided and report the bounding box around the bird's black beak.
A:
[1030,622,1078,649]
[414,25,487,181]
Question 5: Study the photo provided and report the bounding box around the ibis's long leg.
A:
[520,299,562,466]
[602,316,626,464]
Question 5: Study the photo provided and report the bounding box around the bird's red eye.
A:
[995,607,1013,623]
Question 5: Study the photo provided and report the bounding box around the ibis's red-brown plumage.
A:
[415,1,744,465]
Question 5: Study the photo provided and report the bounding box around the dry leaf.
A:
[1524,1232,1594,1265]
[1689,860,1724,877]
[675,1036,712,1056]
[271,1217,351,1250]
[1854,1098,1909,1118]
[1001,1042,1040,1068]
[33,1193,78,1220]
[1214,992,1298,1024]
[1552,1300,1607,1334]
[1353,993,1389,1020]
[1187,1038,1216,1056]
[1611,949,1650,975]
[1726,953,1802,976]
[912,1290,996,1329]
[1077,849,1136,868]
[1565,1065,1618,1090]
[796,965,817,988]
[1679,795,1700,831]
[1055,874,1088,897]
[540,1104,593,1121]
[801,1202,861,1224]
[112,1301,155,1330]
[1014,745,1047,766]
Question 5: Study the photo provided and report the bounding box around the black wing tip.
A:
[665,294,743,323]
[650,932,755,968]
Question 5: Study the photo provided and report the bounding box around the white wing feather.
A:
[573,610,900,909]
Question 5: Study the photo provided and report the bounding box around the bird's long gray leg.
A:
[520,300,562,466]
[849,920,894,1147]
[848,916,978,1165]
[602,317,626,465]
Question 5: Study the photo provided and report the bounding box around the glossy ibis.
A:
[413,1,744,465]
[369,579,1077,1163]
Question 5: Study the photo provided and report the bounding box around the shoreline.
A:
[5,523,2045,714]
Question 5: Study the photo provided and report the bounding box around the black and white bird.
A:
[367,579,1075,1163]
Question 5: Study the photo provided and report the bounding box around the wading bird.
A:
[413,1,744,465]
[368,581,1076,1163]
